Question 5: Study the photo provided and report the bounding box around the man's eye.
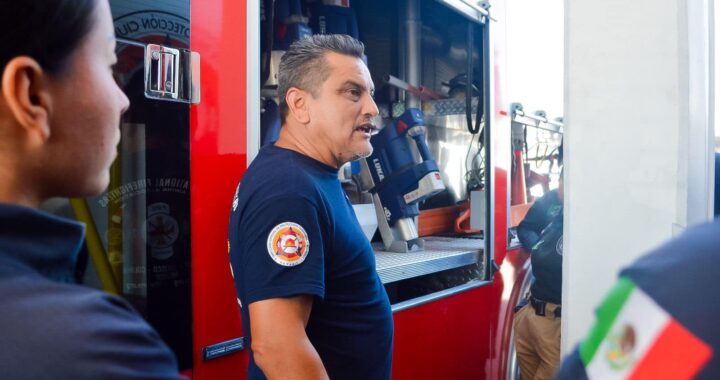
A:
[348,89,361,97]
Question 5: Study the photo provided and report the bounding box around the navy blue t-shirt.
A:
[557,219,720,379]
[229,145,393,380]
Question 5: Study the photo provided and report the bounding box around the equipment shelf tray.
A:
[374,236,484,284]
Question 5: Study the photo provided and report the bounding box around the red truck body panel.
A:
[187,2,529,378]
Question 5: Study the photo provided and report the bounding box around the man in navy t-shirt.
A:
[228,34,393,379]
[557,219,720,379]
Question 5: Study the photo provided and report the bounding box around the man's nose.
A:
[363,95,379,118]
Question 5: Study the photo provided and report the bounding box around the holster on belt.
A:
[530,296,561,318]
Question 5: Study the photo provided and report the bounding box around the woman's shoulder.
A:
[0,276,180,378]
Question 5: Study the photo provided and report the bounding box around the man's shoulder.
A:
[0,276,180,379]
[620,220,720,343]
[241,149,320,195]
[623,220,720,279]
[518,190,560,226]
[558,220,720,380]
[235,153,325,219]
[539,189,562,208]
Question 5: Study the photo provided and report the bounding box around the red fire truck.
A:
[53,0,562,378]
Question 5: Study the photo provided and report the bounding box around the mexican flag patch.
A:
[580,277,712,379]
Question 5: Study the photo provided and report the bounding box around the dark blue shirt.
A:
[517,189,562,250]
[0,203,181,380]
[518,189,563,303]
[229,145,393,380]
[557,219,720,379]
[714,152,719,217]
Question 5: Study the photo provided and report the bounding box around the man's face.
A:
[305,52,379,167]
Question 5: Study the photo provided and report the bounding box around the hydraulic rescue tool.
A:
[360,108,445,252]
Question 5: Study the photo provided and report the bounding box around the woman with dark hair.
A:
[0,1,182,378]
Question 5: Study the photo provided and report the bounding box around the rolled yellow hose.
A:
[69,198,120,295]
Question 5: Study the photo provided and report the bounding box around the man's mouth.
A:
[355,124,377,135]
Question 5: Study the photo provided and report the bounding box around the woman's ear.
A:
[285,87,311,124]
[1,57,52,142]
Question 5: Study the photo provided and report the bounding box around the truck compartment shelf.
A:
[374,236,484,284]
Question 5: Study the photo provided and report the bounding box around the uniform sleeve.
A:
[714,152,720,217]
[556,277,629,380]
[556,348,589,379]
[231,195,325,305]
[517,190,562,250]
[517,200,547,250]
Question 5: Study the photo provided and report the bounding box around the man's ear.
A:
[285,87,311,124]
[1,57,52,142]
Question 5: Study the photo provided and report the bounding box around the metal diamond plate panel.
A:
[374,236,484,284]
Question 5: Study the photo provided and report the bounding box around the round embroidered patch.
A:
[266,222,310,267]
[556,235,563,256]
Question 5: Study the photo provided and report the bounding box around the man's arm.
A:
[517,189,562,250]
[249,295,329,380]
[517,201,547,250]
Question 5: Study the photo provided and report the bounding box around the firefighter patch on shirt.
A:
[266,222,310,267]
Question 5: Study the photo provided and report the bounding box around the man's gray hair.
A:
[277,34,365,123]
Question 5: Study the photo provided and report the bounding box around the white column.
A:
[247,0,261,165]
[562,0,714,354]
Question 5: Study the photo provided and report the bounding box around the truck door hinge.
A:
[489,258,500,278]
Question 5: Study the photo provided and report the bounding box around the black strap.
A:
[530,296,561,318]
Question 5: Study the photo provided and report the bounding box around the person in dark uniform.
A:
[557,219,720,379]
[0,1,181,378]
[228,34,392,380]
[514,173,564,379]
[714,152,719,217]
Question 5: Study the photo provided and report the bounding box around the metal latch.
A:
[145,44,200,104]
[116,38,201,104]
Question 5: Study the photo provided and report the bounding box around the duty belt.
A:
[530,295,561,318]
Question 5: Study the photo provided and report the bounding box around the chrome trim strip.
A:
[391,280,491,313]
[247,0,261,166]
